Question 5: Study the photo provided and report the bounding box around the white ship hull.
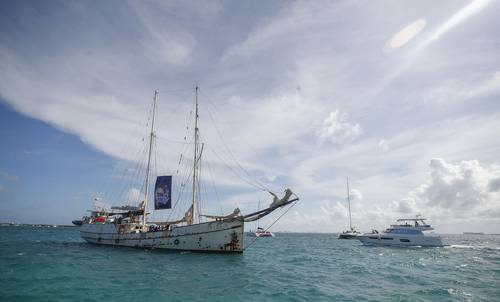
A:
[338,231,360,239]
[80,219,244,253]
[356,233,443,247]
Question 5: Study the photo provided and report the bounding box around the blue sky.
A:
[1,0,500,232]
[0,101,117,224]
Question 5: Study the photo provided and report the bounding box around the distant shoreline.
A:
[0,223,77,228]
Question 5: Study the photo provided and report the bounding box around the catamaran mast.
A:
[346,176,352,230]
[142,90,158,226]
[191,86,200,225]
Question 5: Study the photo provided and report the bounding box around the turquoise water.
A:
[1,227,499,301]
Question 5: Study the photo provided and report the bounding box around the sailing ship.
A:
[338,177,360,239]
[79,88,298,253]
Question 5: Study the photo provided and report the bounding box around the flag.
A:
[154,176,172,210]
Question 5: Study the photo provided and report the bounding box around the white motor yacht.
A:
[356,217,443,247]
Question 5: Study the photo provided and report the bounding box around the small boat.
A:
[72,220,83,226]
[356,216,443,247]
[255,227,274,237]
[338,177,360,239]
[338,229,360,239]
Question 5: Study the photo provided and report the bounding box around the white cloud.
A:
[392,158,500,221]
[316,110,362,144]
[349,188,363,201]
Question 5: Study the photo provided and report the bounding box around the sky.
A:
[1,0,499,233]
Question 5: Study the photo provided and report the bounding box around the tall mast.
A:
[142,90,158,226]
[346,176,352,230]
[191,86,200,225]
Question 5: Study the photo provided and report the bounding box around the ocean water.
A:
[1,227,499,302]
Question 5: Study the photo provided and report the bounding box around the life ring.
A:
[174,239,179,245]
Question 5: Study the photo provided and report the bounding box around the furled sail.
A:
[243,189,298,222]
[202,208,241,220]
[154,176,172,210]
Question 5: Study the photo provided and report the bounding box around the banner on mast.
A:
[154,176,172,210]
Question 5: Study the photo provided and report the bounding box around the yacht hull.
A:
[80,219,244,253]
[356,233,443,247]
[338,233,358,239]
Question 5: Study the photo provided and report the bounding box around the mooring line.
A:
[243,200,299,251]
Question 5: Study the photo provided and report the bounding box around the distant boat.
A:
[251,199,275,238]
[79,89,298,253]
[72,220,83,226]
[338,177,360,239]
[255,227,274,237]
[356,216,443,247]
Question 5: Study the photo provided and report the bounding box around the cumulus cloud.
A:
[316,110,362,144]
[392,158,500,220]
[349,188,363,201]
[320,201,348,220]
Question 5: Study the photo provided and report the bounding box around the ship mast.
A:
[346,176,352,230]
[142,90,158,226]
[191,86,200,225]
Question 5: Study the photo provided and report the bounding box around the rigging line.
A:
[198,89,264,185]
[101,138,145,205]
[243,200,299,251]
[166,160,194,222]
[205,155,224,216]
[203,102,270,192]
[207,145,266,191]
[117,142,149,204]
[170,101,195,176]
[112,143,148,207]
[111,100,153,206]
[197,155,203,220]
[165,87,201,223]
[95,100,151,204]
[167,136,196,221]
[155,135,196,145]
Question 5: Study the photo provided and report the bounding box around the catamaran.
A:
[79,88,298,253]
[338,177,360,239]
